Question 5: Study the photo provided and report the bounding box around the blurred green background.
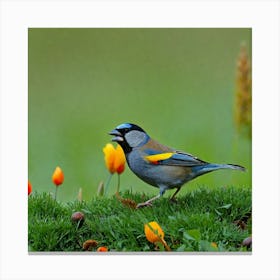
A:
[28,28,252,202]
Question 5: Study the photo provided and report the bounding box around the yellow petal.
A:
[114,144,126,174]
[144,221,165,243]
[103,143,116,173]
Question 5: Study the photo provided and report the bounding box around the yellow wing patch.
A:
[145,152,174,165]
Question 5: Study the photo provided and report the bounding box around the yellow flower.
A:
[144,221,171,251]
[103,143,126,174]
[144,221,165,243]
[52,166,64,186]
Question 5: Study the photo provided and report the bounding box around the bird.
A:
[109,123,245,208]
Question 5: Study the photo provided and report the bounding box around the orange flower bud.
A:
[97,246,108,252]
[144,221,165,243]
[103,143,125,174]
[52,166,64,186]
[28,181,32,195]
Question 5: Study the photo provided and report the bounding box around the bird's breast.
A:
[126,150,192,188]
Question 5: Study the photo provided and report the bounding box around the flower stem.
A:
[117,174,121,193]
[54,186,58,201]
[160,237,171,251]
[104,173,113,195]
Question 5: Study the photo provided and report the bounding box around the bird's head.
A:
[109,123,149,153]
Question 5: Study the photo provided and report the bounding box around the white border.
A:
[1,1,279,279]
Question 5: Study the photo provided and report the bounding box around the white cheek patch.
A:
[125,131,147,147]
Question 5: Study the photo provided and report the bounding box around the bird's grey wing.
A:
[144,150,208,167]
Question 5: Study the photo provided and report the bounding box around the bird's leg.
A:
[170,187,181,202]
[137,187,166,209]
[136,194,161,209]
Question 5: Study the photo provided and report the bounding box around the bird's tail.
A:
[192,163,246,177]
[208,163,245,172]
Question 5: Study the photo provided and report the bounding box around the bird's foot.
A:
[169,197,178,204]
[136,201,153,209]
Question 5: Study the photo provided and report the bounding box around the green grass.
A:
[28,186,252,252]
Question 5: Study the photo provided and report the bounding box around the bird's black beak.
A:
[109,129,124,142]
